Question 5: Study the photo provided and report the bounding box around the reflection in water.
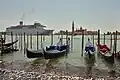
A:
[45,59,59,72]
[115,59,120,73]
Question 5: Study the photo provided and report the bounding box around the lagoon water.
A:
[1,34,120,71]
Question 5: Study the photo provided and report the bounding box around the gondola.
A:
[84,45,96,68]
[97,44,114,64]
[84,46,96,55]
[3,40,18,47]
[26,48,43,58]
[99,51,114,63]
[43,45,68,59]
[96,44,115,73]
[0,40,18,50]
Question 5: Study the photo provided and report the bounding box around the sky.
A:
[0,0,120,33]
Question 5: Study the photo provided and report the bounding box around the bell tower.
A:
[72,21,74,34]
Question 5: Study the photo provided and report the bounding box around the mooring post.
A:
[41,34,43,48]
[37,32,39,50]
[27,34,29,48]
[98,30,100,46]
[97,29,100,57]
[21,33,22,50]
[15,34,17,49]
[3,32,6,42]
[92,33,94,47]
[30,34,32,49]
[110,32,112,50]
[51,33,53,46]
[113,32,116,57]
[81,30,84,56]
[24,32,25,54]
[103,33,105,44]
[19,34,20,48]
[71,33,73,52]
[66,30,68,56]
[11,32,13,52]
[71,21,74,52]
[0,35,3,56]
[66,30,68,45]
[61,33,63,45]
[115,31,117,54]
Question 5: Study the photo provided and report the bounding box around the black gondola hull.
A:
[99,51,114,64]
[44,49,67,59]
[3,40,18,47]
[26,48,43,58]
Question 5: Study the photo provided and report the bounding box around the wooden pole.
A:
[15,34,17,49]
[37,32,39,50]
[24,32,25,54]
[81,30,84,56]
[3,32,6,42]
[11,32,13,52]
[66,30,69,56]
[115,31,117,54]
[66,30,68,45]
[27,34,29,48]
[19,34,20,48]
[103,33,105,44]
[92,33,94,47]
[51,33,53,46]
[71,21,74,52]
[110,32,112,50]
[71,33,73,52]
[114,32,116,57]
[61,33,63,45]
[21,33,22,50]
[98,30,100,46]
[1,35,3,56]
[41,34,43,48]
[30,34,32,49]
[97,29,100,56]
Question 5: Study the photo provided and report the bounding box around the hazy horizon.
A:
[0,0,120,33]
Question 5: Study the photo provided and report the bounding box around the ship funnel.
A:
[20,21,23,25]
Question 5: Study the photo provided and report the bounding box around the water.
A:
[1,34,120,71]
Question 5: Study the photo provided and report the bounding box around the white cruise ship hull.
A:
[6,28,54,35]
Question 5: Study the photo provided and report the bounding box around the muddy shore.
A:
[0,58,120,80]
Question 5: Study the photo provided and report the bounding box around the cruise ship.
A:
[6,21,54,35]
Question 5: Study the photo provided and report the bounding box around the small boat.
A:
[84,46,96,57]
[96,44,116,73]
[26,48,43,58]
[97,44,114,64]
[84,46,96,54]
[84,40,96,69]
[0,39,18,51]
[3,40,18,47]
[84,38,96,57]
[46,45,68,51]
[99,51,114,62]
[43,45,68,59]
